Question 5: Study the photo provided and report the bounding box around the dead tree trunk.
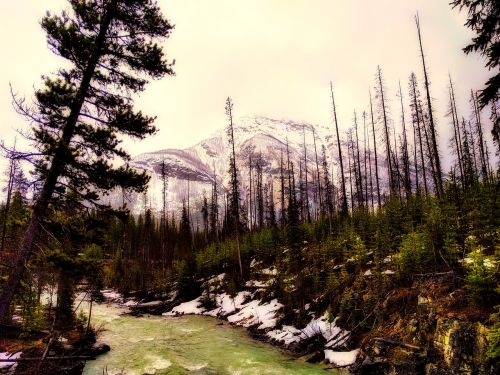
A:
[330,82,348,217]
[416,13,443,196]
[369,89,382,207]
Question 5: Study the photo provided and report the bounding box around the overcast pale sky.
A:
[0,0,493,169]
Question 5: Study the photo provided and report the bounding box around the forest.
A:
[0,0,498,374]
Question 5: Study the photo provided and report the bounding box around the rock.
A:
[91,343,111,356]
[418,295,432,305]
[433,318,490,374]
[302,350,323,363]
[352,357,391,375]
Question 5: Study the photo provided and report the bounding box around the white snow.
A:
[204,273,226,291]
[363,270,372,276]
[244,280,270,288]
[324,349,360,367]
[205,291,250,317]
[301,313,349,348]
[383,256,393,264]
[250,259,261,269]
[266,325,302,345]
[260,267,278,276]
[11,314,22,323]
[0,352,21,371]
[163,297,205,316]
[135,300,163,307]
[227,299,283,329]
[101,289,122,301]
[266,313,350,349]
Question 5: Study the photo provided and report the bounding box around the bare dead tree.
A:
[416,13,443,196]
[330,82,349,216]
[369,89,382,207]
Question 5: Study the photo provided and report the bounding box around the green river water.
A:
[81,302,340,375]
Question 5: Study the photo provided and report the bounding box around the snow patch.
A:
[266,325,302,346]
[205,291,250,317]
[227,299,283,329]
[0,352,21,372]
[324,349,360,367]
[244,280,270,288]
[163,297,205,316]
[302,314,350,348]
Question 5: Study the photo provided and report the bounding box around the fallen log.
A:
[413,271,454,279]
[372,337,422,351]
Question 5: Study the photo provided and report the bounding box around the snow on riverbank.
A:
[162,289,356,367]
[324,349,360,367]
[104,268,358,368]
[0,352,21,373]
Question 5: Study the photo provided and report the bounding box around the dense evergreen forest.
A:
[0,0,499,373]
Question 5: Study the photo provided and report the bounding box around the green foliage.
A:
[397,231,434,275]
[487,306,500,361]
[451,0,500,108]
[463,238,498,306]
[18,279,45,332]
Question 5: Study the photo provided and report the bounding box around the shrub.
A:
[463,239,498,306]
[397,231,434,276]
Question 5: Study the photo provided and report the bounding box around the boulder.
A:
[90,343,111,356]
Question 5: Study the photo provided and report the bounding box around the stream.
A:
[81,302,340,375]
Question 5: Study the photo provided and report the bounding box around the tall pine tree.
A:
[0,0,174,320]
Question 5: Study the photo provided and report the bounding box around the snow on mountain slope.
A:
[102,116,341,217]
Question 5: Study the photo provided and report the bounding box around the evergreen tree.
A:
[451,0,500,108]
[0,0,174,320]
[225,97,243,276]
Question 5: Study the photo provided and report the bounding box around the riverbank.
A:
[115,257,498,375]
[82,299,340,374]
[112,268,359,370]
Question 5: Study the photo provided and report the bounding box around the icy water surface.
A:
[81,302,340,375]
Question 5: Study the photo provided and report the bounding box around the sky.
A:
[0,0,494,172]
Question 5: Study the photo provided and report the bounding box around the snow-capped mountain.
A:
[104,116,341,216]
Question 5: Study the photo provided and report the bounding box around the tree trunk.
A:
[416,14,443,196]
[330,83,348,216]
[369,90,382,207]
[0,2,116,321]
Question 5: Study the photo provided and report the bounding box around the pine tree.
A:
[321,145,334,220]
[398,82,412,198]
[160,159,169,271]
[209,164,219,242]
[302,125,311,222]
[409,73,429,195]
[470,90,490,180]
[353,111,364,209]
[225,97,243,276]
[451,0,500,108]
[0,0,173,320]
